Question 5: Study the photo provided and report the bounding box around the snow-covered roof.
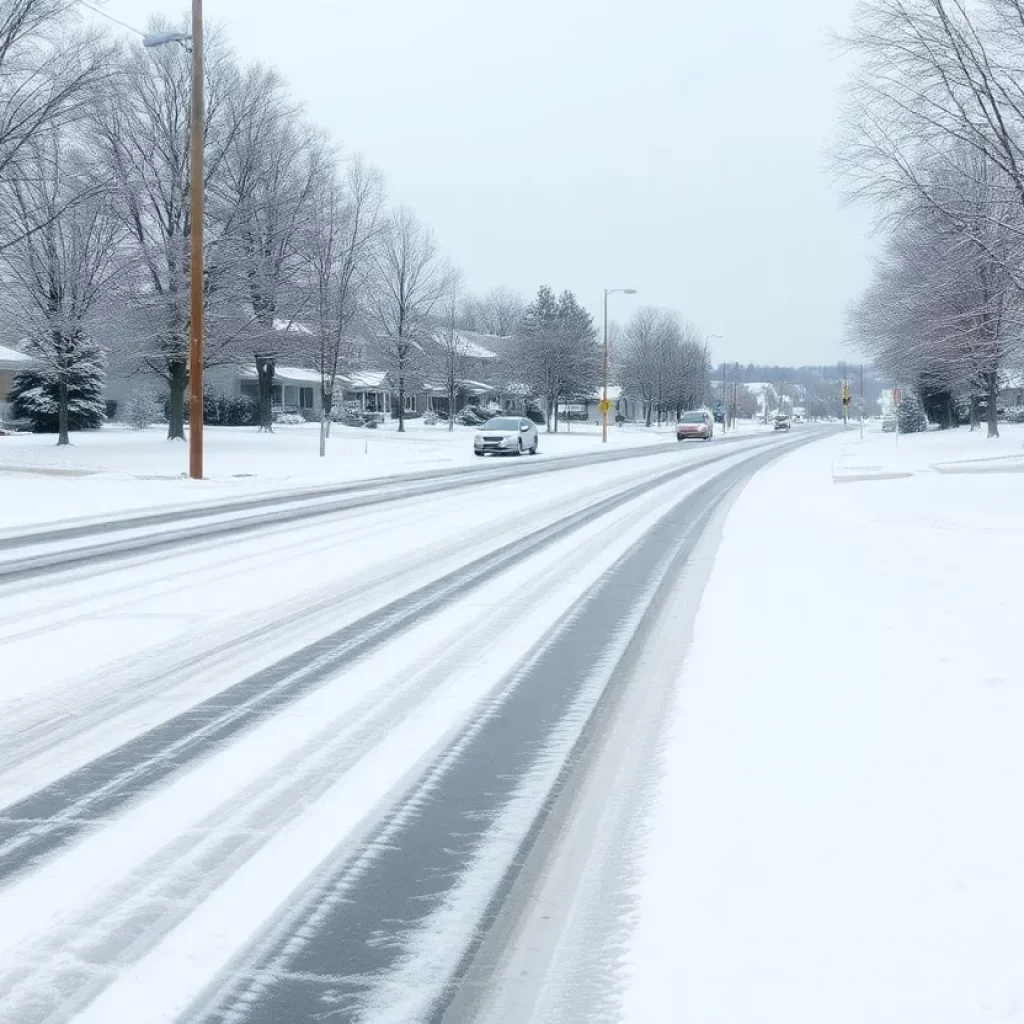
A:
[1002,371,1024,390]
[340,370,389,390]
[590,386,624,401]
[458,336,497,359]
[0,344,30,369]
[240,365,321,384]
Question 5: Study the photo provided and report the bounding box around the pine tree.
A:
[9,344,106,435]
[896,386,928,434]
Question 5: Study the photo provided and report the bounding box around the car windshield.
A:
[481,418,521,430]
[681,412,705,424]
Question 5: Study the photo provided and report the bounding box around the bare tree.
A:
[213,65,326,431]
[302,156,385,454]
[460,286,524,337]
[0,130,122,443]
[90,24,251,440]
[0,1,114,253]
[429,283,475,431]
[364,206,453,433]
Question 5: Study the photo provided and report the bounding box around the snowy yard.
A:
[625,426,1024,1023]
[0,419,774,530]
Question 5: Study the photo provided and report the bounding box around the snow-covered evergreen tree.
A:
[9,344,105,434]
[896,386,928,434]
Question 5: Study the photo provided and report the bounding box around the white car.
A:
[474,416,539,456]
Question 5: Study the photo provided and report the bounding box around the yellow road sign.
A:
[598,398,612,415]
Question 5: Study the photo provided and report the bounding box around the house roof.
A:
[340,370,389,390]
[240,365,321,384]
[0,344,30,370]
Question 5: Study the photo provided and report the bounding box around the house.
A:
[0,343,31,423]
[999,372,1024,409]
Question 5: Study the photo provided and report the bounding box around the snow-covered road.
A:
[0,429,822,1023]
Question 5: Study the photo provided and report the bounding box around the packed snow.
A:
[624,426,1024,1024]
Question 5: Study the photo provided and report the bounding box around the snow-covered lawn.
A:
[0,420,679,530]
[836,420,1024,479]
[626,428,1024,1023]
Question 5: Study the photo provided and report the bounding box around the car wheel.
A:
[516,440,523,455]
[529,440,538,454]
[474,451,484,457]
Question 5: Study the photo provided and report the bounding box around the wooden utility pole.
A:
[188,0,205,479]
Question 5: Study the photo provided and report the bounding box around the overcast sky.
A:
[91,0,873,367]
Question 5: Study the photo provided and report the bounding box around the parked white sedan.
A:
[473,416,539,456]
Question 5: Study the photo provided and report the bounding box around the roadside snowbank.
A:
[625,430,1024,1024]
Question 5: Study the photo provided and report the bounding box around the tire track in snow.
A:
[185,453,775,1024]
[0,445,765,884]
[0,453,754,1024]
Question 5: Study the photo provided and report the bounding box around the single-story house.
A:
[0,343,31,423]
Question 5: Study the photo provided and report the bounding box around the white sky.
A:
[88,0,873,366]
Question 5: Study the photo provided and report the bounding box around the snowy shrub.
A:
[273,412,306,426]
[896,388,928,434]
[9,363,105,433]
[423,410,438,425]
[168,393,259,427]
[525,405,545,425]
[121,388,164,430]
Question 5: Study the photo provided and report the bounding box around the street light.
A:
[145,2,204,480]
[602,287,637,443]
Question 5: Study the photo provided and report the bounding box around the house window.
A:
[300,387,314,410]
[365,392,382,413]
[271,384,283,406]
[404,393,416,413]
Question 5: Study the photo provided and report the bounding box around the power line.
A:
[73,0,146,38]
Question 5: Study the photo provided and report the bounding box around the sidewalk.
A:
[623,428,1024,1023]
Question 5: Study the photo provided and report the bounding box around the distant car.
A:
[773,416,791,431]
[677,410,713,441]
[474,416,539,456]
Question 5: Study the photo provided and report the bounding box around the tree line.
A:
[0,0,712,448]
[836,0,1024,437]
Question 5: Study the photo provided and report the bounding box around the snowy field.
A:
[0,419,772,530]
[625,425,1024,1023]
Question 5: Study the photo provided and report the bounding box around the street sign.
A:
[598,398,612,415]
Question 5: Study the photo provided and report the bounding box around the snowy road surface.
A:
[0,429,821,1023]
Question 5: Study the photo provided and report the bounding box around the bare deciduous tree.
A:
[90,25,249,440]
[302,156,385,453]
[364,206,453,433]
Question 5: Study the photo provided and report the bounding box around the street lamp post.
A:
[602,287,637,443]
[144,2,204,480]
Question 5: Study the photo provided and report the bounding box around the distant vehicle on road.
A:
[677,410,713,441]
[774,415,791,431]
[474,416,539,456]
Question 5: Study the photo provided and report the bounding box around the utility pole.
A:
[188,0,205,480]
